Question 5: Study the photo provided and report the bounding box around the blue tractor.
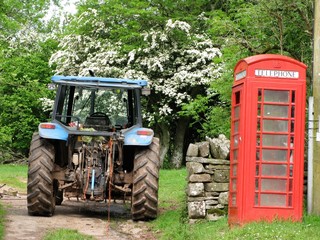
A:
[27,75,160,220]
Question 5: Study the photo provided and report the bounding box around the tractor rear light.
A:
[137,129,153,136]
[40,123,56,129]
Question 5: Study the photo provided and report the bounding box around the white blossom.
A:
[39,98,54,112]
[49,15,223,123]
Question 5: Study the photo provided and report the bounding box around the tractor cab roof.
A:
[51,75,148,89]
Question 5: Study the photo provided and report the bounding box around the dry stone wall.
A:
[186,134,230,222]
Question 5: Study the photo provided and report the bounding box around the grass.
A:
[0,204,5,240]
[152,168,320,240]
[2,165,320,239]
[43,229,94,240]
[0,164,27,240]
[152,168,188,239]
[0,164,27,193]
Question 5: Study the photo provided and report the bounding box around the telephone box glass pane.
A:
[234,135,239,147]
[233,149,238,161]
[262,164,287,176]
[264,90,289,103]
[255,193,259,205]
[260,194,286,207]
[288,194,293,207]
[263,119,288,132]
[232,179,237,190]
[234,121,239,133]
[262,134,288,147]
[231,193,236,206]
[289,179,293,191]
[261,179,287,192]
[263,105,289,118]
[262,149,287,161]
[231,164,237,176]
[234,106,240,118]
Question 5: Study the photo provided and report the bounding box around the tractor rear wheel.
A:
[27,133,55,216]
[132,137,160,221]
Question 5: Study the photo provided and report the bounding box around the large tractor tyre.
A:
[27,133,56,216]
[132,137,160,221]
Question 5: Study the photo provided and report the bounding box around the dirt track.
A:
[0,189,156,240]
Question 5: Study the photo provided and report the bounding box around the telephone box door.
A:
[247,83,305,220]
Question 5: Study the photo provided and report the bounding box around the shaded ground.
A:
[0,187,156,240]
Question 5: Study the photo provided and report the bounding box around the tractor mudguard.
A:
[123,127,154,146]
[38,122,68,141]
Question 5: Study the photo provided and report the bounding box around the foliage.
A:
[0,1,58,160]
[50,3,223,166]
[184,0,313,140]
[127,19,223,124]
[0,0,51,35]
[0,33,57,157]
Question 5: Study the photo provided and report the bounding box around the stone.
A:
[206,214,223,221]
[188,196,217,202]
[205,192,220,197]
[218,134,227,141]
[188,201,206,219]
[187,183,204,197]
[218,140,230,160]
[205,164,230,170]
[206,136,220,158]
[213,170,229,183]
[196,141,210,157]
[186,143,199,157]
[203,169,214,175]
[214,204,225,209]
[218,192,229,205]
[206,135,230,160]
[205,199,219,205]
[186,157,230,165]
[186,162,205,175]
[189,174,211,183]
[188,197,206,202]
[204,182,229,192]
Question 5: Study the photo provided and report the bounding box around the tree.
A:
[184,0,313,142]
[49,5,223,168]
[0,0,57,161]
[126,19,223,168]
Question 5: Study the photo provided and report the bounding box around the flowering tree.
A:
[126,19,223,167]
[50,8,222,167]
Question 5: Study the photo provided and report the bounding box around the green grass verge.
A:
[152,168,320,240]
[0,204,6,240]
[0,164,27,193]
[43,229,94,240]
[0,164,27,240]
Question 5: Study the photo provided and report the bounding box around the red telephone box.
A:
[228,54,307,226]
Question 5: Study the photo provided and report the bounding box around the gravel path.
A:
[0,189,156,240]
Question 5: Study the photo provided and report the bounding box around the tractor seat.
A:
[84,113,110,130]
